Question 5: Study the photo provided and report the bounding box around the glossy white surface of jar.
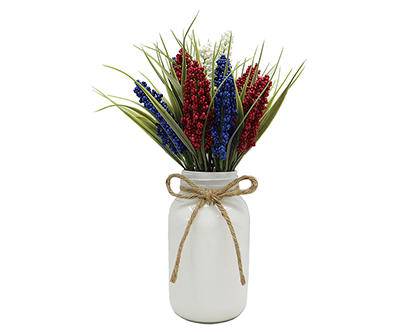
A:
[168,171,250,323]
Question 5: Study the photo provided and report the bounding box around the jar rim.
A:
[182,170,238,181]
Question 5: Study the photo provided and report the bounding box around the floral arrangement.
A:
[97,16,304,171]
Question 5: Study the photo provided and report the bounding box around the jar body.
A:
[168,171,250,323]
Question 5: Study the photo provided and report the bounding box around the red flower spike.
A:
[236,64,259,93]
[237,66,272,153]
[182,60,212,150]
[173,48,193,82]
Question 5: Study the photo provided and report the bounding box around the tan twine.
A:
[166,173,258,286]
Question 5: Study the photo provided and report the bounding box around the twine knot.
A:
[166,173,258,286]
[203,189,219,205]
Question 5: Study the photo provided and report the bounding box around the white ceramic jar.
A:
[168,171,250,323]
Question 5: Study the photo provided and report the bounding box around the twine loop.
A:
[166,173,258,286]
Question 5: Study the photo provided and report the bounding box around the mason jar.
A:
[168,171,251,323]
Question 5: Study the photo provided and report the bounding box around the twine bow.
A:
[166,173,258,286]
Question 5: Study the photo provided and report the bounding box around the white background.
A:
[1,0,399,334]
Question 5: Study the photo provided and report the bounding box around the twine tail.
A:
[215,201,247,286]
[170,199,205,283]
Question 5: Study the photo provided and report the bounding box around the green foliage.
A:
[96,15,304,171]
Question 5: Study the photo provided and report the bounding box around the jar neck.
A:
[181,171,238,189]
